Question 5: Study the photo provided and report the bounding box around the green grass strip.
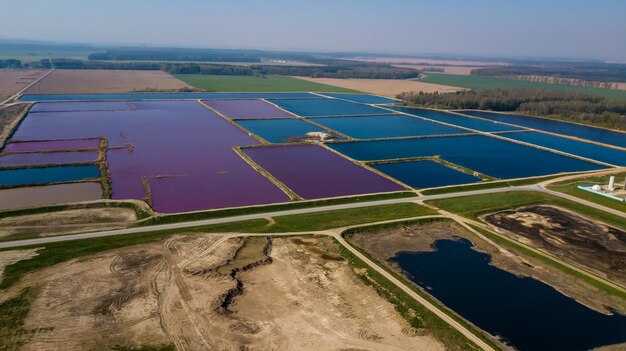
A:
[174,74,360,93]
[141,191,416,226]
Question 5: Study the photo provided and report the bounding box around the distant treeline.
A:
[0,59,23,68]
[398,89,626,130]
[472,63,626,83]
[88,49,262,63]
[13,58,419,79]
[508,75,623,90]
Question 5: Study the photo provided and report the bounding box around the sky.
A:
[1,0,625,60]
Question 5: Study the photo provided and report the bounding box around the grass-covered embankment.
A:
[141,191,416,226]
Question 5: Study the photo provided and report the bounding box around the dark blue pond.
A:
[269,98,386,117]
[19,92,318,102]
[236,119,327,143]
[310,114,465,139]
[328,135,604,179]
[0,165,100,187]
[459,110,626,149]
[392,239,626,351]
[320,93,397,104]
[504,131,626,166]
[390,106,523,132]
[372,160,481,188]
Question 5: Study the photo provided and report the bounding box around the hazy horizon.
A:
[1,0,625,61]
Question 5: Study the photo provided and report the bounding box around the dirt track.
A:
[0,69,46,101]
[1,234,442,350]
[25,69,190,94]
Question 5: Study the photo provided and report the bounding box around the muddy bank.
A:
[483,205,626,286]
[347,219,626,315]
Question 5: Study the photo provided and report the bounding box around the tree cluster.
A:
[88,50,262,63]
[398,89,626,130]
[14,58,418,79]
[472,63,626,83]
[0,59,22,68]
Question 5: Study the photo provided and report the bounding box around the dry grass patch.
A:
[294,77,463,97]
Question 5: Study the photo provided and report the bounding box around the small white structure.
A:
[578,176,626,202]
[305,131,333,141]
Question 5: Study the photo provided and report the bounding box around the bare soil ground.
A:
[347,220,626,315]
[0,69,46,101]
[0,207,138,241]
[25,69,190,94]
[1,234,442,350]
[295,77,463,97]
[483,205,626,286]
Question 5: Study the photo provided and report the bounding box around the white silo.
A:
[608,176,616,191]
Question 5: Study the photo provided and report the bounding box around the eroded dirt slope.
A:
[1,234,442,350]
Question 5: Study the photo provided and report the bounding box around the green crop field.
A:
[419,74,626,101]
[174,74,361,93]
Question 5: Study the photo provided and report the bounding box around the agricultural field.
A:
[25,69,190,94]
[2,90,626,214]
[0,69,46,101]
[294,76,462,97]
[419,73,626,101]
[175,74,359,92]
